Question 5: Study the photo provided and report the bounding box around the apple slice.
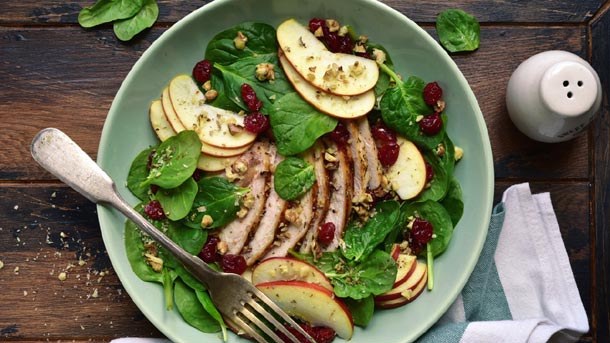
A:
[200,139,252,158]
[279,52,375,119]
[257,281,353,339]
[393,254,417,288]
[162,87,186,132]
[168,74,257,149]
[389,243,401,261]
[374,261,427,302]
[149,99,176,142]
[277,18,378,96]
[385,136,427,200]
[197,153,238,172]
[251,257,333,291]
[375,272,427,309]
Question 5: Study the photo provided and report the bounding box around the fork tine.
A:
[238,305,286,343]
[246,298,304,343]
[250,289,317,343]
[231,314,270,343]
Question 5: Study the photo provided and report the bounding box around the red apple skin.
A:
[374,272,428,309]
[390,244,401,261]
[374,262,427,302]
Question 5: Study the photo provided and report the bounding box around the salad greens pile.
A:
[124,18,466,339]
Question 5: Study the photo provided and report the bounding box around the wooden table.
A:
[0,1,608,342]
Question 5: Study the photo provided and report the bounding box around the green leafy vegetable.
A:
[343,295,375,327]
[342,200,401,261]
[195,289,228,341]
[205,22,279,65]
[78,0,144,28]
[156,178,198,221]
[415,149,449,202]
[441,176,464,226]
[127,146,155,201]
[436,9,480,53]
[174,280,222,333]
[124,217,163,283]
[269,93,338,156]
[113,0,158,41]
[273,157,316,200]
[183,176,249,229]
[403,200,454,257]
[141,130,202,189]
[378,64,445,149]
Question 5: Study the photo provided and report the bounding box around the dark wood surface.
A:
[0,1,608,342]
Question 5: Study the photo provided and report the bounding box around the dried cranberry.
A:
[277,323,336,343]
[150,184,159,194]
[144,200,165,220]
[419,112,443,136]
[425,162,434,183]
[309,18,325,33]
[192,59,212,84]
[378,141,400,167]
[192,169,203,182]
[325,31,353,54]
[411,218,434,245]
[221,254,247,275]
[241,84,263,112]
[244,112,270,134]
[318,222,336,245]
[329,122,350,146]
[423,81,443,106]
[199,236,221,263]
[371,122,397,143]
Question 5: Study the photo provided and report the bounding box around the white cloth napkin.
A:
[111,183,589,343]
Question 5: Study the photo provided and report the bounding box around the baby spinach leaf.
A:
[342,200,401,261]
[78,0,144,28]
[113,0,158,41]
[436,9,480,53]
[437,132,456,176]
[214,55,293,112]
[378,65,445,150]
[273,157,316,200]
[366,42,394,98]
[195,289,228,341]
[156,178,198,221]
[343,295,375,327]
[205,22,279,65]
[415,149,449,202]
[269,93,338,156]
[174,280,221,333]
[403,200,454,257]
[142,130,202,189]
[127,146,155,201]
[124,217,163,283]
[441,176,464,226]
[207,71,242,112]
[183,176,249,229]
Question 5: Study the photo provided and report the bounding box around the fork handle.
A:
[30,128,220,286]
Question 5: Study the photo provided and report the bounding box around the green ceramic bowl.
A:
[97,0,494,342]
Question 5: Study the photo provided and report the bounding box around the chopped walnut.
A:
[349,61,365,77]
[359,35,368,44]
[217,241,228,255]
[242,192,255,209]
[201,214,214,228]
[284,206,303,226]
[338,25,349,37]
[234,31,248,50]
[455,146,464,161]
[372,48,387,65]
[236,207,249,218]
[436,143,446,157]
[203,80,212,91]
[255,63,275,81]
[434,99,446,113]
[353,43,367,54]
[226,160,248,182]
[144,253,164,273]
[325,19,340,32]
[228,123,244,135]
[314,26,324,37]
[205,89,218,101]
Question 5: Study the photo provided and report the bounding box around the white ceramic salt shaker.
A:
[506,50,601,142]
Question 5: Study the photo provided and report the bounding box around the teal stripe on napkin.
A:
[417,203,509,342]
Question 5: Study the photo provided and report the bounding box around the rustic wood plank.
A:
[590,8,610,343]
[0,185,160,339]
[0,0,604,24]
[0,26,590,181]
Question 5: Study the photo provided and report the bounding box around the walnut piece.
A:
[234,31,248,50]
[255,63,275,82]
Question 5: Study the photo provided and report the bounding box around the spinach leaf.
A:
[441,176,464,226]
[127,146,155,201]
[207,71,242,112]
[158,221,207,271]
[343,295,375,327]
[294,250,397,300]
[174,280,221,333]
[273,157,316,200]
[183,176,249,229]
[78,0,144,28]
[142,130,202,189]
[195,289,228,341]
[403,200,454,257]
[156,178,198,221]
[437,132,456,176]
[415,148,449,202]
[214,55,293,112]
[124,217,163,283]
[269,93,338,156]
[113,0,158,41]
[436,9,480,53]
[378,65,445,150]
[342,200,401,261]
[205,22,279,65]
[383,201,412,252]
[366,42,394,99]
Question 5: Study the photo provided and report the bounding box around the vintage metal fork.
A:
[30,128,315,343]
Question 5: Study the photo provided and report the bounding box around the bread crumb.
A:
[58,272,67,281]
